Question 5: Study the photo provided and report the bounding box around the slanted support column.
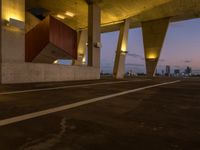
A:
[142,17,170,77]
[73,30,88,65]
[87,1,101,68]
[113,19,130,79]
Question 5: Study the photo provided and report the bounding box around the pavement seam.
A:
[0,80,180,127]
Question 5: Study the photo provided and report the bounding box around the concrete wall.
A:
[1,26,25,63]
[1,63,100,84]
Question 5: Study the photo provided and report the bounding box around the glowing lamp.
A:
[147,53,158,59]
[53,60,59,64]
[9,18,25,29]
[78,54,86,65]
[65,11,75,17]
[56,14,66,20]
[82,57,86,65]
[147,58,157,62]
[121,50,128,55]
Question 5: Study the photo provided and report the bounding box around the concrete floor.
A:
[0,78,200,150]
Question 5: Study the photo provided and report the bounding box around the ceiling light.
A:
[56,14,66,20]
[65,11,75,17]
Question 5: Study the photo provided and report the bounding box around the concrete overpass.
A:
[0,0,200,83]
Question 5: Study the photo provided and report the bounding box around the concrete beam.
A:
[113,19,130,79]
[142,17,170,77]
[73,30,88,66]
[87,2,101,68]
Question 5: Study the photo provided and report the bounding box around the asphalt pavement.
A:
[0,78,200,150]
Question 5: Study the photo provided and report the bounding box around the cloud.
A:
[174,65,181,68]
[127,53,143,59]
[157,65,165,68]
[125,63,145,67]
[183,60,192,63]
[171,23,186,28]
[159,59,165,62]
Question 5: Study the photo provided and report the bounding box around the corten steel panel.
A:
[25,16,50,62]
[49,16,77,59]
[25,16,77,62]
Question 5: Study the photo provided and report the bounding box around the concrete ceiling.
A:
[26,0,200,32]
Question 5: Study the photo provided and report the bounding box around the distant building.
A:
[162,70,165,76]
[165,65,171,76]
[185,66,192,76]
[174,69,180,76]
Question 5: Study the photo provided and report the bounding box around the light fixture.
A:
[8,18,25,29]
[147,53,157,59]
[146,58,157,62]
[78,54,86,65]
[65,11,75,17]
[56,14,66,20]
[94,42,102,48]
[120,50,128,55]
[82,57,86,65]
[53,60,59,64]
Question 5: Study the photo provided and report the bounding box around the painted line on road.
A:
[0,79,150,95]
[0,80,180,127]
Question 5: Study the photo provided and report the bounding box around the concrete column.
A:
[142,17,170,77]
[0,0,25,83]
[87,1,101,68]
[1,0,25,63]
[113,19,130,79]
[73,30,88,65]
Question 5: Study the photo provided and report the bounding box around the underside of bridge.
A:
[0,0,200,83]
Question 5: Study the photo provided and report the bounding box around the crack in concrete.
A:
[18,117,68,150]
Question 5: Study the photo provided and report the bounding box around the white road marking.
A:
[0,80,180,127]
[0,79,150,95]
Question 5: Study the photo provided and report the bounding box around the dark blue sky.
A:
[101,18,200,74]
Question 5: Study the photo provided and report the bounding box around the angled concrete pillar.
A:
[73,30,88,65]
[113,19,130,79]
[142,18,170,77]
[87,1,101,68]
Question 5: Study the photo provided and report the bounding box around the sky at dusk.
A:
[100,18,200,74]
